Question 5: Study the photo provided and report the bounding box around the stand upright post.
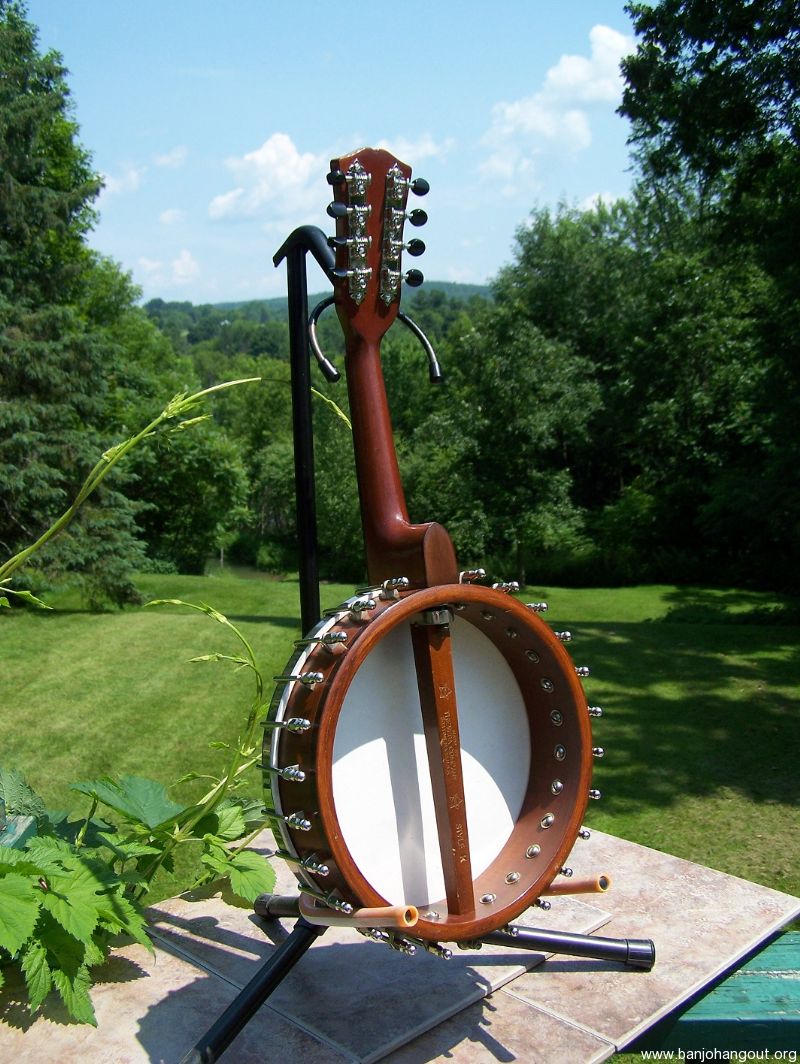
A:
[273,226,335,632]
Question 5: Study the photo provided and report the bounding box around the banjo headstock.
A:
[327,147,428,343]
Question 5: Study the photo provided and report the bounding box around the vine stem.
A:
[0,378,259,586]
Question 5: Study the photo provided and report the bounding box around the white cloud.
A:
[135,249,199,289]
[481,24,634,193]
[137,256,163,277]
[154,145,188,168]
[209,132,324,221]
[171,249,199,285]
[100,163,146,199]
[375,133,454,164]
[159,208,186,225]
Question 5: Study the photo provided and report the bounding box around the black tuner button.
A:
[327,235,349,248]
[410,177,430,196]
[405,238,425,257]
[327,170,346,186]
[407,208,428,227]
[405,269,424,287]
[327,201,348,218]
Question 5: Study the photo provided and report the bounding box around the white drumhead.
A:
[331,616,530,907]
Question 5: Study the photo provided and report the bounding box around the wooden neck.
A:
[343,330,458,588]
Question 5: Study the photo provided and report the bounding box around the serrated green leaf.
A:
[0,767,50,827]
[96,833,161,862]
[41,866,103,944]
[21,939,52,1013]
[212,804,247,841]
[0,874,42,955]
[71,775,186,829]
[52,965,97,1026]
[200,850,231,877]
[96,894,153,953]
[227,850,276,904]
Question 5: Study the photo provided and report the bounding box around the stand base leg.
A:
[481,925,656,970]
[178,917,325,1064]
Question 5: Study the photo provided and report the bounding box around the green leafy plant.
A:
[1,380,278,1024]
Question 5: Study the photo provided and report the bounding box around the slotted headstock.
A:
[327,147,427,343]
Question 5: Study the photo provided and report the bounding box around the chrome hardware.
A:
[505,871,521,884]
[261,717,311,733]
[327,201,371,233]
[526,844,541,858]
[423,910,440,920]
[357,576,409,600]
[527,601,548,613]
[349,597,376,621]
[273,851,330,877]
[417,940,452,960]
[326,161,371,197]
[505,626,518,638]
[526,649,541,663]
[299,884,354,914]
[575,666,591,677]
[492,581,520,594]
[267,763,306,783]
[589,788,602,800]
[551,779,564,794]
[550,709,564,726]
[560,867,574,878]
[481,609,495,621]
[554,744,566,761]
[480,893,497,905]
[503,924,520,937]
[535,898,552,911]
[294,631,348,650]
[332,264,372,303]
[540,813,555,829]
[387,934,417,956]
[579,828,591,840]
[588,705,603,718]
[593,747,605,759]
[459,568,486,583]
[555,631,572,642]
[273,670,324,687]
[358,927,390,943]
[284,812,313,831]
[419,607,453,626]
[540,678,555,692]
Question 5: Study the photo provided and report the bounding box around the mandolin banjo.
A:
[261,148,600,948]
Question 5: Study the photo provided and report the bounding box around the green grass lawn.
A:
[3,572,798,913]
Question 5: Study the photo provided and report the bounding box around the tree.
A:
[619,0,800,587]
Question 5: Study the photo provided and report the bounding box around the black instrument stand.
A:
[178,229,655,1062]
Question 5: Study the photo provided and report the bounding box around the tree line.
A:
[2,0,798,603]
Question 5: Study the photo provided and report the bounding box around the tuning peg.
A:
[407,208,427,227]
[327,169,346,186]
[410,177,429,196]
[404,238,425,257]
[327,235,349,248]
[404,269,424,287]
[327,201,349,218]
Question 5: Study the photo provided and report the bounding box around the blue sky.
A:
[27,1,638,304]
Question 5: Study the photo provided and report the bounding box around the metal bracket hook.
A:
[308,296,443,384]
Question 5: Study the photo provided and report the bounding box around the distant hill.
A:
[211,280,491,317]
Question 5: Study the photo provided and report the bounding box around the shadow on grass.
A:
[572,618,800,813]
[659,585,800,626]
